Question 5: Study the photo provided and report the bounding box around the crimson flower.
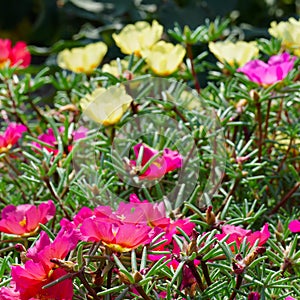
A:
[11,228,79,300]
[0,200,55,236]
[215,223,270,249]
[0,39,31,69]
[237,52,296,86]
[131,143,183,180]
[0,123,27,153]
[80,218,152,252]
[288,220,300,233]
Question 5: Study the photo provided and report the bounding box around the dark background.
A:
[0,0,298,62]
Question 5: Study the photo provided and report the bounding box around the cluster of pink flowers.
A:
[1,228,79,299]
[0,38,31,69]
[130,143,183,180]
[61,193,193,254]
[32,125,88,155]
[238,52,296,86]
[0,123,27,154]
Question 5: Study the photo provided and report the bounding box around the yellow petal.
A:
[208,41,259,67]
[57,42,108,73]
[112,20,163,55]
[80,85,132,126]
[141,41,186,76]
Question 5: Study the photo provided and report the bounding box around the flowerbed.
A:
[0,16,299,300]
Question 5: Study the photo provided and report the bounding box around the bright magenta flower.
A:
[285,297,296,300]
[237,52,296,86]
[0,283,20,299]
[288,220,300,232]
[11,228,79,299]
[32,126,88,154]
[248,291,261,300]
[0,200,55,236]
[215,223,270,249]
[0,39,31,69]
[80,219,152,252]
[131,143,183,180]
[0,123,27,153]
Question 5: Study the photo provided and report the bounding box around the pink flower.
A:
[0,200,55,236]
[288,220,300,233]
[215,223,270,249]
[11,228,79,300]
[237,52,296,85]
[285,297,296,300]
[32,125,88,154]
[131,143,183,180]
[248,291,260,300]
[80,218,152,252]
[0,123,27,153]
[0,284,20,299]
[0,39,31,69]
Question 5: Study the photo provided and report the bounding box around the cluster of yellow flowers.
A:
[57,20,186,77]
[56,20,187,126]
[208,17,300,67]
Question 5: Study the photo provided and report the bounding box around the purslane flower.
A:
[288,220,300,232]
[215,223,270,249]
[0,39,31,69]
[0,123,27,154]
[209,41,259,67]
[113,20,163,56]
[237,52,296,86]
[32,125,88,154]
[140,41,186,76]
[80,219,152,252]
[80,85,133,126]
[57,41,108,74]
[269,18,300,56]
[0,200,55,236]
[131,143,183,180]
[11,228,79,300]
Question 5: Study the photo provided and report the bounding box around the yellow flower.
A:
[102,59,129,77]
[269,18,300,55]
[112,20,163,56]
[80,85,132,126]
[140,41,186,76]
[57,42,108,74]
[208,41,259,67]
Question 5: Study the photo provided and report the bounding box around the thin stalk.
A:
[200,260,212,287]
[264,99,272,140]
[186,43,201,93]
[186,260,205,292]
[229,274,243,300]
[270,181,300,215]
[255,99,263,161]
[133,285,152,300]
[77,271,99,300]
[43,176,71,219]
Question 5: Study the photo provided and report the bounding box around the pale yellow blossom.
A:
[141,41,186,76]
[57,42,107,74]
[102,59,129,77]
[80,85,132,126]
[269,18,300,55]
[208,41,259,67]
[112,20,163,56]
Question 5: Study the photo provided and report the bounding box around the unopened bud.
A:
[250,89,260,102]
[206,206,216,225]
[133,271,143,283]
[50,258,76,273]
[235,99,248,114]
